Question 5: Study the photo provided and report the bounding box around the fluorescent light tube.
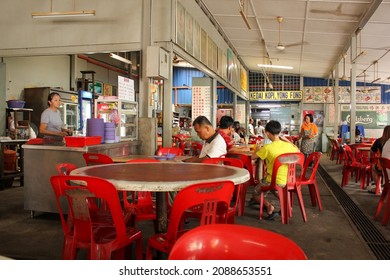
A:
[258,64,293,70]
[32,10,95,18]
[109,53,132,65]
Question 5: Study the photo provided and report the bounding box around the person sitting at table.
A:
[183,116,227,163]
[218,116,250,153]
[249,120,299,220]
[234,121,245,143]
[369,125,390,193]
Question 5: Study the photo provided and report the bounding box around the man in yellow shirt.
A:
[250,120,299,220]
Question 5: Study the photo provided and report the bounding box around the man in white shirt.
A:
[248,118,256,138]
[184,116,227,162]
[255,120,265,138]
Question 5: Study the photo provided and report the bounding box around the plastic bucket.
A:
[3,150,17,171]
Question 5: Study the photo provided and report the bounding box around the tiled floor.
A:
[0,154,388,260]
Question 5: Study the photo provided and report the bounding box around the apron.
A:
[301,126,315,155]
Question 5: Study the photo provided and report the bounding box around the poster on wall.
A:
[240,65,248,95]
[118,76,135,101]
[193,21,201,60]
[192,85,211,121]
[176,2,185,49]
[88,81,103,94]
[304,86,381,103]
[200,28,207,64]
[207,36,213,69]
[185,11,193,55]
[217,47,223,77]
[340,104,389,129]
[227,48,234,84]
[314,111,324,127]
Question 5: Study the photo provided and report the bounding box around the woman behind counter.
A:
[39,92,71,140]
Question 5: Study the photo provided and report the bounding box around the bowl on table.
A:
[7,100,26,109]
[165,153,177,160]
[153,155,167,161]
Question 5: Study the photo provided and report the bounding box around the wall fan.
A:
[173,55,185,64]
[275,16,307,51]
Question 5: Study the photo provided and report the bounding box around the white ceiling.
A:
[200,0,390,83]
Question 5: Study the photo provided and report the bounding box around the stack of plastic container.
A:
[86,118,105,143]
[104,122,116,143]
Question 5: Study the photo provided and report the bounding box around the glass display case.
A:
[95,98,138,141]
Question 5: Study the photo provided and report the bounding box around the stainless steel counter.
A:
[23,140,141,216]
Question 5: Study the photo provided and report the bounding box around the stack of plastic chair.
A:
[184,157,246,223]
[156,147,184,156]
[50,175,143,260]
[145,180,235,259]
[123,158,159,231]
[226,153,258,216]
[258,153,306,224]
[298,152,323,211]
[168,224,307,260]
[375,158,390,226]
[340,144,371,189]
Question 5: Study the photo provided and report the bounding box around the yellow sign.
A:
[250,91,303,101]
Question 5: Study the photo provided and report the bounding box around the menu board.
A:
[118,76,135,101]
[192,86,211,121]
[304,86,381,103]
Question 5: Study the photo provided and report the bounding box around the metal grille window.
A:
[249,72,300,91]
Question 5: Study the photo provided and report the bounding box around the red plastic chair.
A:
[191,142,203,156]
[368,151,383,195]
[82,153,114,210]
[299,152,323,211]
[188,157,246,223]
[50,175,143,260]
[375,158,390,226]
[329,139,340,161]
[168,224,307,260]
[145,180,235,259]
[83,153,114,165]
[226,153,258,216]
[259,152,306,224]
[56,162,78,175]
[340,144,371,189]
[123,158,159,231]
[172,135,189,152]
[156,147,184,156]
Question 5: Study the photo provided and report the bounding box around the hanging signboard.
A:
[340,104,389,129]
[250,91,303,101]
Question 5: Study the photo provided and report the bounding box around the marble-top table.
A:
[71,162,249,232]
